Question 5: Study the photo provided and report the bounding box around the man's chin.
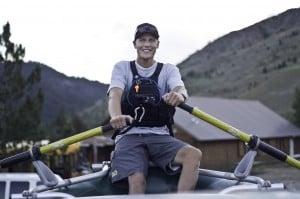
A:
[139,55,154,60]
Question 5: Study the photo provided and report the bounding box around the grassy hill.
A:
[21,61,109,125]
[178,8,300,120]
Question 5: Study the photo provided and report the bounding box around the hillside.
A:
[178,8,300,120]
[20,61,109,124]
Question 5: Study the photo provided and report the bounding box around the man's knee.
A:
[128,172,146,194]
[177,146,202,164]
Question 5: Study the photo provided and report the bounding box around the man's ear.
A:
[157,40,160,48]
[133,41,137,49]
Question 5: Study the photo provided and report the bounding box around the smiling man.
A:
[107,23,202,194]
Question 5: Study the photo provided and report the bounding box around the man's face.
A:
[134,34,159,60]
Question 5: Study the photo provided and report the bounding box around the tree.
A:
[71,114,87,133]
[292,88,300,127]
[50,110,73,141]
[0,22,44,151]
[50,110,87,142]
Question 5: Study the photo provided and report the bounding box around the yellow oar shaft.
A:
[191,108,251,143]
[1,125,113,168]
[40,126,103,154]
[286,156,300,169]
[179,103,300,169]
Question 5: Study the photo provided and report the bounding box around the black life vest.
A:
[120,61,175,135]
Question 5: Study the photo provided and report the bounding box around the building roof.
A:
[174,96,300,141]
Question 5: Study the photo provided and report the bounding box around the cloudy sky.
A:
[1,0,299,83]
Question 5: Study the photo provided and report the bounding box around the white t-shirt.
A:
[107,60,185,139]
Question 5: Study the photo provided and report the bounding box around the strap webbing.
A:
[150,63,163,81]
[129,61,163,82]
[130,61,139,78]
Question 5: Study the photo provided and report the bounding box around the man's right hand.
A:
[110,115,134,130]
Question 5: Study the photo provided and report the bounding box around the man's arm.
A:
[108,87,123,118]
[108,87,133,129]
[173,86,188,101]
[163,86,188,107]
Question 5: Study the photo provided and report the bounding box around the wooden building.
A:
[174,96,300,171]
[80,135,114,163]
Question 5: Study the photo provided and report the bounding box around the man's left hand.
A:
[162,91,185,106]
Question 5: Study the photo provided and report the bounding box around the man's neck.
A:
[136,58,155,68]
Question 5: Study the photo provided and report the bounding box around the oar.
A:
[178,103,300,169]
[0,124,113,168]
[2,103,300,169]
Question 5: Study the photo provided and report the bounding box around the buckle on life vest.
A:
[134,84,140,93]
[134,106,145,122]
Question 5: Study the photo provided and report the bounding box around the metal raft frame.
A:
[20,148,284,198]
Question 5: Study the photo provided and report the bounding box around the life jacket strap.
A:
[130,61,163,82]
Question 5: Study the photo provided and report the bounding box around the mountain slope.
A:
[178,8,300,119]
[21,61,108,124]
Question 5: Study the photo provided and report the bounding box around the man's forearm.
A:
[108,88,123,117]
[108,97,122,117]
[173,86,188,101]
[108,88,134,129]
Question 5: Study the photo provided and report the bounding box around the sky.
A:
[1,0,299,84]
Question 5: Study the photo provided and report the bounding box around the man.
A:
[107,23,202,194]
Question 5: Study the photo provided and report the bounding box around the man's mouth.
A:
[141,49,152,53]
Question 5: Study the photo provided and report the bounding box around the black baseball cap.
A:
[134,23,159,41]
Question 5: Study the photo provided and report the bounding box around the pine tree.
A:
[0,22,44,151]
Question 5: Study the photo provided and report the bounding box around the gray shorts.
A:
[110,134,187,183]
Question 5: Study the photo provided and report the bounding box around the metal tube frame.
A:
[22,164,109,197]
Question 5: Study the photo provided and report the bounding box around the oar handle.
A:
[258,139,300,169]
[178,103,300,169]
[178,103,193,113]
[0,151,31,168]
[0,124,113,168]
[102,124,114,132]
[258,140,286,161]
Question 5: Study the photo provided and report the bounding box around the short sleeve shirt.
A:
[107,61,185,139]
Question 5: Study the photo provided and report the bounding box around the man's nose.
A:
[143,40,151,46]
